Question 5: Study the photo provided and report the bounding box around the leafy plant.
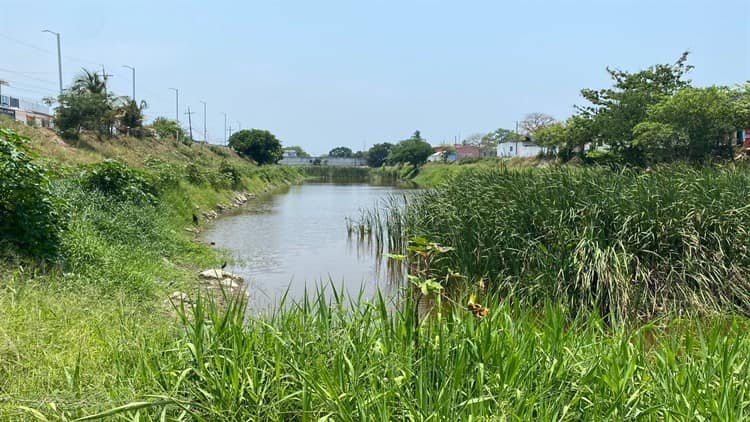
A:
[80,159,157,203]
[0,128,67,258]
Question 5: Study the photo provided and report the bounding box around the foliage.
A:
[388,134,433,166]
[218,160,242,188]
[384,165,750,321]
[634,86,746,163]
[228,129,283,165]
[62,290,750,420]
[367,142,393,167]
[0,128,66,258]
[284,145,310,158]
[80,160,157,203]
[328,146,353,158]
[576,52,694,163]
[115,99,148,137]
[148,117,185,141]
[54,90,111,140]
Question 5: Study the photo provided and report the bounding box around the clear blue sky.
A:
[1,0,748,154]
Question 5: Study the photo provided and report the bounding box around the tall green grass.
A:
[381,164,750,321]
[57,289,750,420]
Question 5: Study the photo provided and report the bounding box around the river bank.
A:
[0,121,304,419]
[4,123,750,419]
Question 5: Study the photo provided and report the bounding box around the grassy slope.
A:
[0,121,303,418]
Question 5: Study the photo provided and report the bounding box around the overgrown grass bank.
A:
[0,124,303,419]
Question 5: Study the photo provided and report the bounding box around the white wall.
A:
[497,142,544,158]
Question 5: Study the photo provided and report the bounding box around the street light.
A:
[41,29,63,96]
[168,88,179,122]
[200,101,207,143]
[220,112,227,145]
[122,65,135,102]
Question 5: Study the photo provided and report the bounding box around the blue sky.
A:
[1,0,748,154]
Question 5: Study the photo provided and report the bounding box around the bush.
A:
[218,161,242,188]
[80,160,157,203]
[0,128,67,258]
[144,157,183,190]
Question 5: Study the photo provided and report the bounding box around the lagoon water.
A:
[201,182,404,310]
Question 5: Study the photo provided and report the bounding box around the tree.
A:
[229,129,283,165]
[367,142,393,167]
[634,86,745,163]
[388,135,433,166]
[149,117,185,140]
[285,145,310,158]
[115,99,148,137]
[520,112,556,136]
[71,69,107,96]
[462,133,484,146]
[328,146,353,158]
[577,52,693,162]
[54,89,110,140]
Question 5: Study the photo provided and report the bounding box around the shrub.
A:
[218,161,242,188]
[0,128,67,258]
[80,160,157,203]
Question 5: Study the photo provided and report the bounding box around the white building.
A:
[497,140,545,158]
[0,95,54,128]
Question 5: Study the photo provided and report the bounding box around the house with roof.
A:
[497,137,545,158]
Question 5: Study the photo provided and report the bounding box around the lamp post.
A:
[41,29,63,96]
[168,88,179,123]
[122,65,135,102]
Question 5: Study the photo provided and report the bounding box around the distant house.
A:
[0,95,54,128]
[430,145,481,162]
[497,138,545,158]
[455,145,480,160]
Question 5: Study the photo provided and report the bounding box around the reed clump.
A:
[383,164,750,321]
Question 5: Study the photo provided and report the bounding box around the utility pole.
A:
[185,106,195,142]
[122,65,135,102]
[200,101,207,143]
[221,112,227,145]
[515,120,520,157]
[235,121,242,131]
[42,29,63,96]
[169,88,179,123]
[100,65,113,98]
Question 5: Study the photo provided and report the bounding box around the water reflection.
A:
[201,182,408,311]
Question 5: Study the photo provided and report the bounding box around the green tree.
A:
[54,90,110,140]
[634,86,746,163]
[367,142,393,167]
[229,129,283,165]
[577,52,693,163]
[328,146,353,158]
[149,117,185,141]
[388,135,433,166]
[115,99,148,137]
[284,145,310,158]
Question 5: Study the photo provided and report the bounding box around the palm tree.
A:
[71,69,106,96]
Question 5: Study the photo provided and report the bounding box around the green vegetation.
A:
[376,165,750,322]
[54,69,149,140]
[302,165,371,182]
[28,290,750,420]
[228,128,283,165]
[328,146,353,157]
[0,128,66,258]
[534,53,750,165]
[387,131,433,166]
[0,123,303,419]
